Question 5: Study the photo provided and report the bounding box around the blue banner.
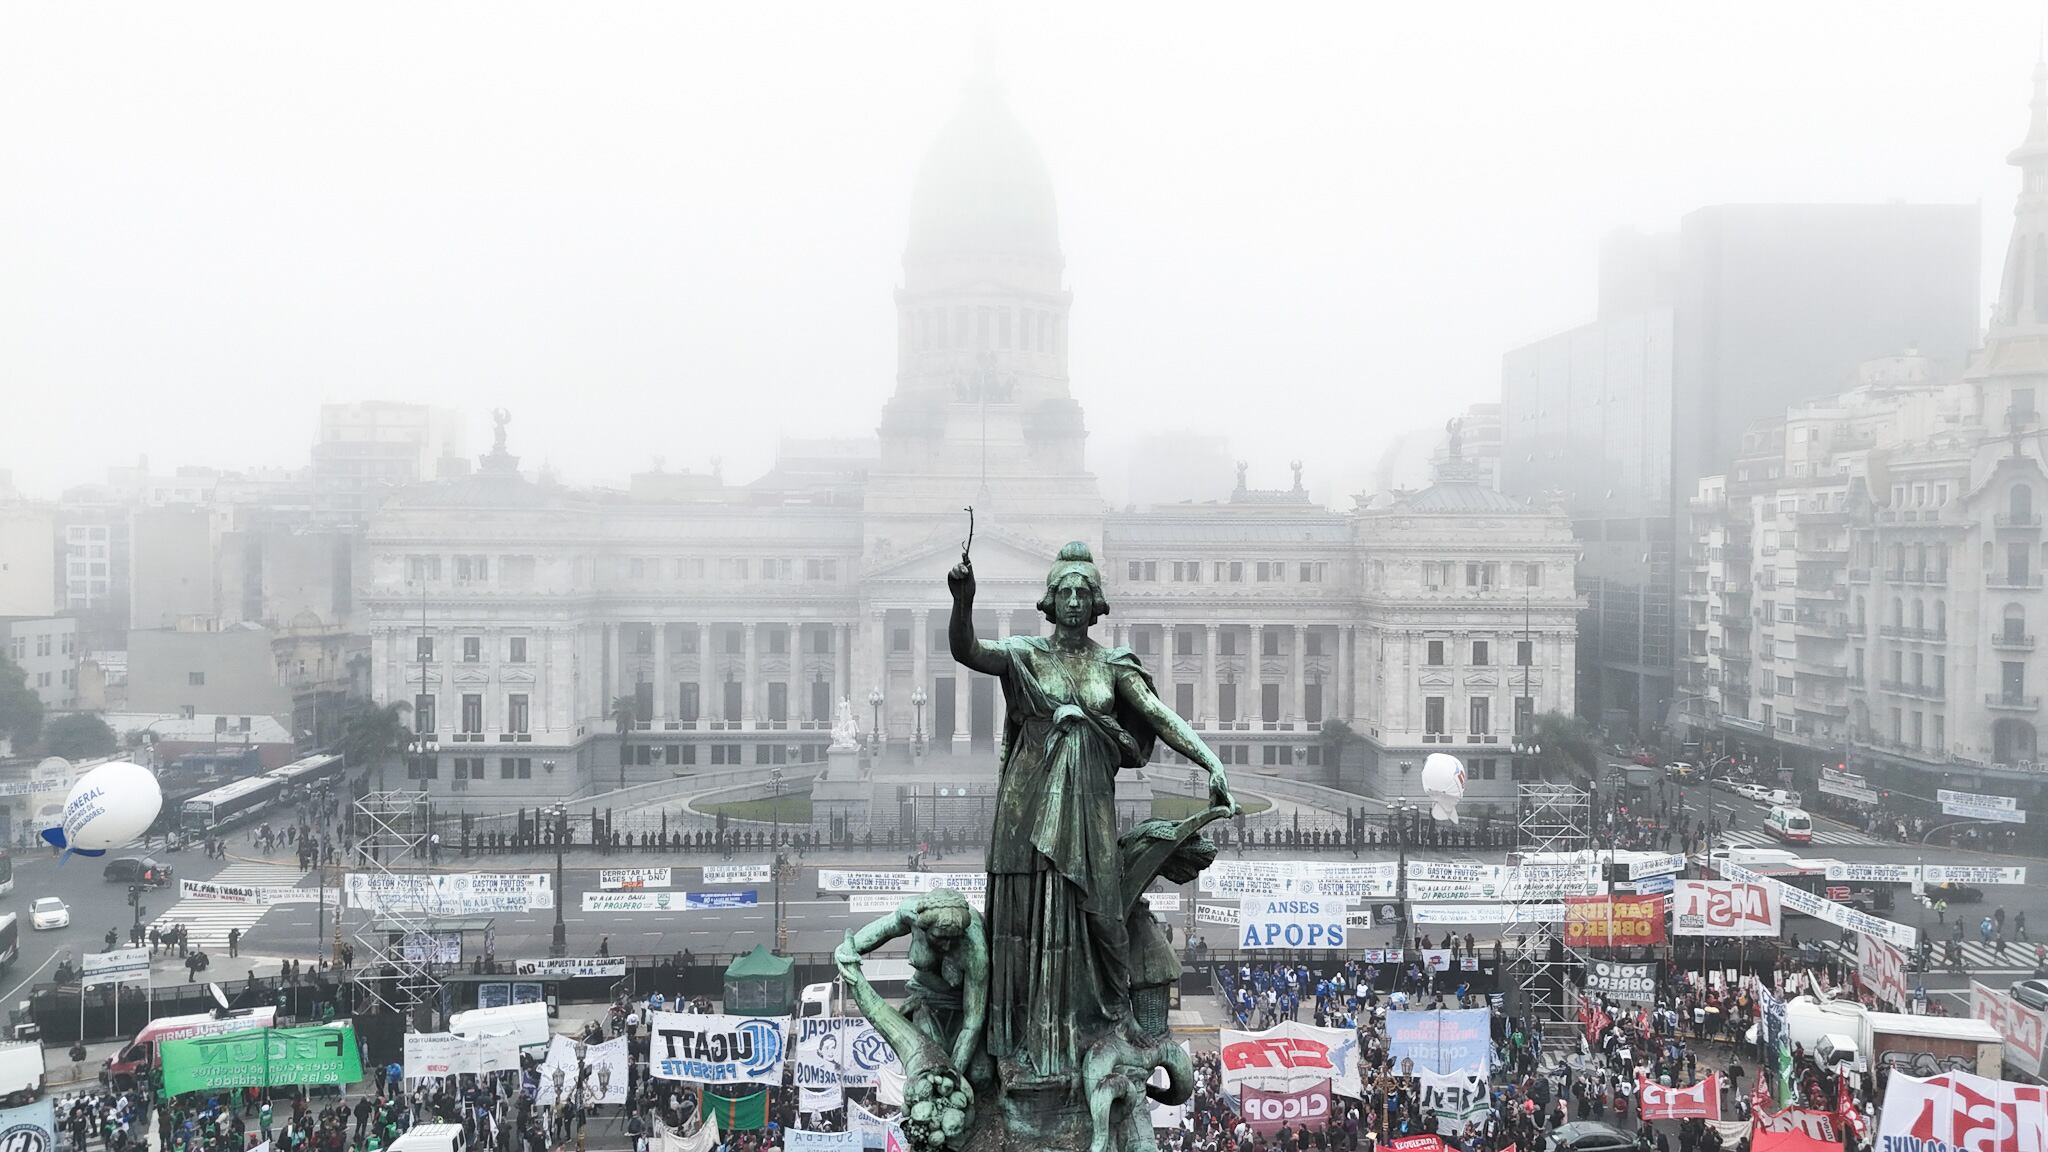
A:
[0,1099,57,1152]
[684,890,759,909]
[1385,1008,1491,1077]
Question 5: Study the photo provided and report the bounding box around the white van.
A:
[389,1124,464,1152]
[1767,805,1814,844]
[1763,788,1803,807]
[448,1002,549,1051]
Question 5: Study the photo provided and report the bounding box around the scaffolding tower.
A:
[1513,782,1591,1038]
[348,790,441,1028]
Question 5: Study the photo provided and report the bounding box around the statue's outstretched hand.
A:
[834,932,864,981]
[946,559,975,603]
[1209,768,1241,817]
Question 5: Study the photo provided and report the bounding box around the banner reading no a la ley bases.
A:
[160,1024,363,1096]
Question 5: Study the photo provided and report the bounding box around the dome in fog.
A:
[906,77,1061,268]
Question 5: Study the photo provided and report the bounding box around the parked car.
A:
[1927,881,1984,904]
[1546,1123,1638,1152]
[2013,979,2048,1011]
[1730,782,1770,802]
[1666,761,1698,781]
[28,898,67,930]
[102,857,171,887]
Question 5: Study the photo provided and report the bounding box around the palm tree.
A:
[611,695,639,790]
[341,701,412,791]
[1529,710,1600,786]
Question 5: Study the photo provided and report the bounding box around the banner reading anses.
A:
[1238,898,1349,950]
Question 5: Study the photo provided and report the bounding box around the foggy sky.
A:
[1,3,2037,503]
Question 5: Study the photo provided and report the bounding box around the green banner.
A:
[703,1090,766,1132]
[160,1024,363,1097]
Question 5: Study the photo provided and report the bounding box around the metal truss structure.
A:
[348,790,441,1027]
[1513,782,1591,1036]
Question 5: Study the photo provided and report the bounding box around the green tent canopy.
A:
[722,945,794,1016]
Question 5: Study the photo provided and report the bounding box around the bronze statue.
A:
[838,539,1237,1152]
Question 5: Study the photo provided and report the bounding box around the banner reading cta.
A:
[649,1012,789,1084]
[161,1024,363,1096]
[1219,1021,1363,1098]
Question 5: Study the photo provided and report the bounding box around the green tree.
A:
[340,701,412,790]
[0,654,43,752]
[43,712,115,760]
[1529,711,1600,785]
[611,695,639,791]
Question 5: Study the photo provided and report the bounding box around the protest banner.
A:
[180,880,319,905]
[1671,880,1779,937]
[1411,904,1563,925]
[1971,981,2048,1072]
[1218,1020,1363,1098]
[1240,1084,1330,1135]
[787,1131,861,1152]
[1384,1009,1491,1077]
[345,873,551,914]
[1716,860,1913,948]
[1637,1074,1720,1120]
[1198,860,1399,899]
[1416,1071,1487,1136]
[513,958,627,978]
[1238,897,1349,950]
[817,871,986,895]
[1874,1069,2048,1152]
[704,865,772,885]
[81,948,149,988]
[404,1032,479,1078]
[599,868,672,889]
[649,1012,788,1084]
[1857,937,1908,1012]
[0,1101,56,1152]
[161,1024,362,1096]
[1584,961,1656,1004]
[1938,789,2027,824]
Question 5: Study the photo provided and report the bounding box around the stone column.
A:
[912,609,931,737]
[953,665,971,749]
[1336,625,1353,724]
[696,623,714,724]
[788,622,804,723]
[835,623,852,705]
[1291,623,1307,727]
[1249,625,1265,724]
[870,609,889,742]
[1155,624,1177,716]
[1202,624,1219,727]
[653,623,670,726]
[741,622,758,729]
[606,623,621,715]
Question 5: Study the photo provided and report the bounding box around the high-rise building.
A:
[1504,197,1977,734]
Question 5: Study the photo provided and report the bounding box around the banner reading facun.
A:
[160,1024,363,1096]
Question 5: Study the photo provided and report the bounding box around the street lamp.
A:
[547,800,567,957]
[911,687,928,756]
[1293,744,1307,773]
[771,765,784,848]
[868,688,884,749]
[1511,739,1542,783]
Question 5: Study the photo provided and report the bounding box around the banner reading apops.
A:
[649,1012,789,1084]
[161,1024,363,1096]
[1240,1083,1330,1135]
[1218,1020,1363,1098]
[1238,897,1349,949]
[1384,1009,1491,1078]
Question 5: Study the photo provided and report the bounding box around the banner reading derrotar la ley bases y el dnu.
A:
[648,1012,787,1084]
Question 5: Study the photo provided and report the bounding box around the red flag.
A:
[1835,1074,1866,1140]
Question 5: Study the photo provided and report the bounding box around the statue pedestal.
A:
[953,1089,1096,1152]
[812,745,870,836]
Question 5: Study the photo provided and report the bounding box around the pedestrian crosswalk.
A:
[149,859,305,953]
[1712,826,1890,850]
[1923,934,2044,975]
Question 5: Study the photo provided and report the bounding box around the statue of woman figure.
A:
[947,541,1237,1091]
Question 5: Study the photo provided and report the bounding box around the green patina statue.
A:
[838,540,1237,1152]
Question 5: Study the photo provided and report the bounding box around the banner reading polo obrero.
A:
[344,872,552,914]
[1219,1020,1363,1099]
[1875,1069,2048,1152]
[1384,1009,1491,1077]
[648,1011,788,1084]
[1671,879,1779,937]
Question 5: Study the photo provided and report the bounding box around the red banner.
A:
[1565,895,1666,947]
[1388,1138,1445,1152]
[1239,1083,1331,1135]
[1751,1083,1840,1142]
[1638,1074,1721,1120]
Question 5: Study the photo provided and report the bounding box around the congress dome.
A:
[905,77,1062,270]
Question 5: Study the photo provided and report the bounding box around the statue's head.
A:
[1037,541,1111,628]
[916,888,973,944]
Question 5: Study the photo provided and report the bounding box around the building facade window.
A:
[1425,696,1446,736]
[461,694,483,734]
[414,694,436,734]
[462,636,481,663]
[507,694,529,735]
[508,637,527,663]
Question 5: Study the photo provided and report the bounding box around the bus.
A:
[0,915,19,975]
[266,753,344,798]
[180,775,288,835]
[0,851,14,898]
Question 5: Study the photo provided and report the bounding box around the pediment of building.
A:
[452,666,492,687]
[1418,670,1456,688]
[500,666,536,685]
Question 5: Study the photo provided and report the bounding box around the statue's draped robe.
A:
[983,636,1159,1086]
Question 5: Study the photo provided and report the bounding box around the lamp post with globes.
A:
[1511,738,1542,785]
[547,799,568,957]
[770,765,784,850]
[911,687,928,758]
[868,688,884,751]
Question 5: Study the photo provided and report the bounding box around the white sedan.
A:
[29,898,68,931]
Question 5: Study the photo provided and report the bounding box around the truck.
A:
[104,1006,276,1089]
[0,1043,44,1106]
[1786,997,2001,1078]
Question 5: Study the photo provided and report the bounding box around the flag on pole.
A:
[705,1090,768,1132]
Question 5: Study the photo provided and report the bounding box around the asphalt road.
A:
[18,775,2036,1011]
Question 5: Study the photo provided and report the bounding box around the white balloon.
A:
[1421,752,1467,825]
[44,760,163,856]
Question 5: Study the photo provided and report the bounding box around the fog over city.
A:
[1,3,2039,497]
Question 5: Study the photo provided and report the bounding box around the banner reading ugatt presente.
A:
[649,1011,788,1084]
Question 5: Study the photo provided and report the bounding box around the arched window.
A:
[2015,484,2035,526]
[2006,603,2027,645]
[1890,597,1903,628]
[1911,599,1925,631]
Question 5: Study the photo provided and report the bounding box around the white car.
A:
[29,898,68,931]
[1730,782,1770,802]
